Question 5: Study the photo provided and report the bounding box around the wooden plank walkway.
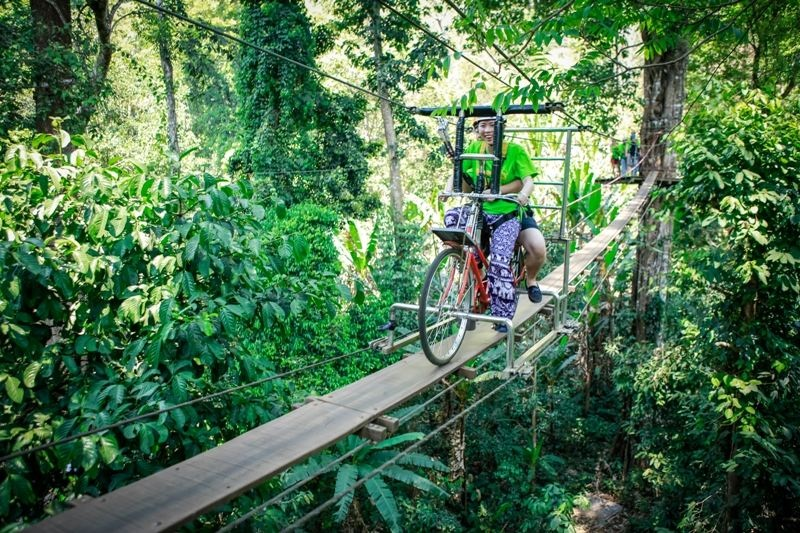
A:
[31,171,656,533]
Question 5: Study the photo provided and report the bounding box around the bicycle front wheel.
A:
[418,248,475,365]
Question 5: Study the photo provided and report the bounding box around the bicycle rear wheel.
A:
[418,248,475,365]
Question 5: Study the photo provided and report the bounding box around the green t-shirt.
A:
[462,140,538,215]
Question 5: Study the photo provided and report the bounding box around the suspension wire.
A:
[586,0,756,87]
[554,109,622,144]
[253,165,369,176]
[218,440,371,532]
[0,347,373,465]
[442,0,534,85]
[600,11,753,188]
[129,0,408,110]
[221,349,505,531]
[376,0,512,89]
[282,373,520,532]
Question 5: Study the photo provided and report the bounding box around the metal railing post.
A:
[560,130,573,325]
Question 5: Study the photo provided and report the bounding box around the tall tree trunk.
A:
[30,0,117,133]
[157,0,180,176]
[79,0,115,127]
[369,1,404,228]
[632,33,687,343]
[30,0,72,133]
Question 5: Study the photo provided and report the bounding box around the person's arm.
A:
[517,176,535,205]
[482,179,521,196]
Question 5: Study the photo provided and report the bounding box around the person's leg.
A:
[444,205,472,229]
[517,215,546,302]
[485,215,520,326]
[520,227,546,285]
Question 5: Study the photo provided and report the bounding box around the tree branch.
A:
[443,0,534,85]
[505,0,576,61]
[587,0,757,86]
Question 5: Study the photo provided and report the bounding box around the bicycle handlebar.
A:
[440,192,524,205]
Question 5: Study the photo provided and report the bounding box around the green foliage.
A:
[333,0,445,139]
[0,0,34,136]
[234,0,379,215]
[0,132,307,523]
[327,433,448,531]
[672,83,800,310]
[370,214,428,305]
[611,84,800,529]
[562,161,619,240]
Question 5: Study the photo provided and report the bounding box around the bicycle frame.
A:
[461,239,490,314]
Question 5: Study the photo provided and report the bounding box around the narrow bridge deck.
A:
[31,172,657,532]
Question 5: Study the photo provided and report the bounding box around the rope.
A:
[0,347,372,465]
[281,373,520,531]
[377,0,512,89]
[130,0,408,109]
[219,349,507,530]
[442,0,534,85]
[218,440,371,532]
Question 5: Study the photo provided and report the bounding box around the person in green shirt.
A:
[442,118,545,331]
[610,142,624,177]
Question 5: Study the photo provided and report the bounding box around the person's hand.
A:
[517,192,530,205]
[438,192,447,203]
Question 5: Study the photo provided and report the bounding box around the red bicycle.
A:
[418,191,526,365]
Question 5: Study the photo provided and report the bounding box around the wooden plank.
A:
[30,401,372,533]
[31,172,656,533]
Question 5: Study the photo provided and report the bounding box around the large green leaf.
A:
[87,205,110,240]
[184,234,200,262]
[5,376,23,404]
[98,434,119,464]
[370,432,424,450]
[395,452,449,472]
[381,465,447,497]
[333,464,358,523]
[81,436,99,470]
[119,295,144,323]
[364,476,401,533]
[22,362,41,388]
[8,474,34,505]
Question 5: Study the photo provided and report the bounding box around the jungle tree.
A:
[234,0,378,216]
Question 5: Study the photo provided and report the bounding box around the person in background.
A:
[610,142,623,177]
[627,132,639,175]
